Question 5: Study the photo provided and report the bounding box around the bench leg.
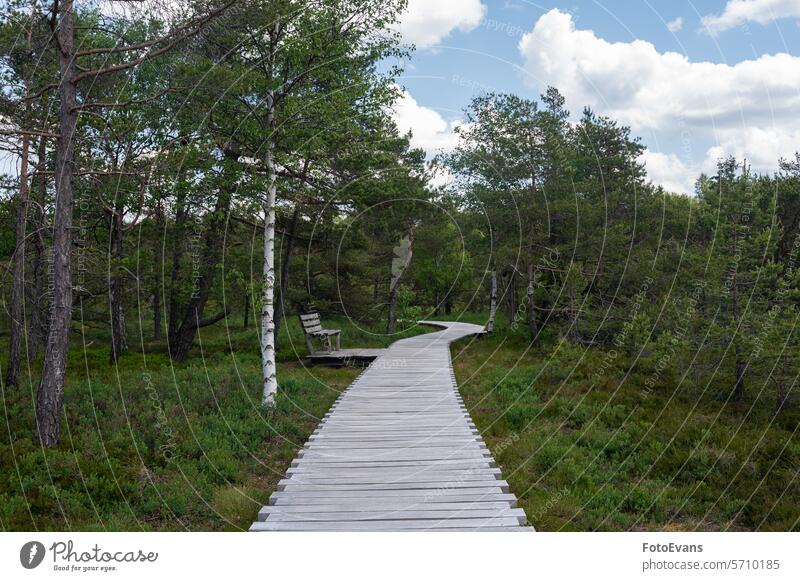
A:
[335,333,341,351]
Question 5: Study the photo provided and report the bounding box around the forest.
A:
[1,0,798,531]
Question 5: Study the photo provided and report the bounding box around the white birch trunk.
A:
[261,146,278,406]
[261,86,278,407]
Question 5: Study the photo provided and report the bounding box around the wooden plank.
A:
[249,517,524,531]
[291,459,497,470]
[282,473,502,486]
[261,508,527,522]
[267,500,519,512]
[277,480,510,492]
[268,488,513,502]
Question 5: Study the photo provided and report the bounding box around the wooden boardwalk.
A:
[307,348,386,367]
[250,321,529,531]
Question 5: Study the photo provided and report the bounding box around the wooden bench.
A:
[299,312,341,354]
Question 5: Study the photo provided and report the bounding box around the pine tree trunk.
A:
[9,13,35,385]
[506,269,517,324]
[485,270,497,332]
[36,0,77,447]
[168,184,233,361]
[152,201,163,341]
[274,200,300,346]
[776,380,786,412]
[243,292,249,328]
[7,130,30,388]
[27,136,48,361]
[167,196,187,342]
[527,263,539,342]
[109,208,127,362]
[153,290,162,340]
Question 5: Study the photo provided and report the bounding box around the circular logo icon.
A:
[20,541,45,569]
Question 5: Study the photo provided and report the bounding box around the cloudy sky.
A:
[391,0,800,194]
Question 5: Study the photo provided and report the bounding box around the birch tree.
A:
[222,0,406,407]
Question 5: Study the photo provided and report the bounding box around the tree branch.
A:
[197,307,231,328]
[74,0,237,83]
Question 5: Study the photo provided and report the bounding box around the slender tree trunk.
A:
[485,270,497,332]
[153,290,162,340]
[8,10,35,386]
[7,127,30,387]
[259,23,281,408]
[243,292,249,328]
[506,269,517,324]
[386,284,400,335]
[109,207,127,362]
[261,134,278,406]
[386,226,413,335]
[27,136,48,361]
[527,263,539,342]
[152,200,163,340]
[274,199,301,345]
[36,0,77,447]
[776,380,786,412]
[169,181,234,361]
[167,197,187,342]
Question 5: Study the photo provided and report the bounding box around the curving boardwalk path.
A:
[250,321,529,531]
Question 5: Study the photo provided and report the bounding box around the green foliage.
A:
[453,332,800,531]
[0,323,371,531]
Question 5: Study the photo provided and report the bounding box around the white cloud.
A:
[704,126,800,171]
[395,0,487,49]
[640,151,697,194]
[666,16,684,32]
[428,166,457,189]
[518,9,800,192]
[701,0,800,36]
[518,10,800,133]
[391,89,461,153]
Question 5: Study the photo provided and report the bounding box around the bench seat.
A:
[299,313,341,353]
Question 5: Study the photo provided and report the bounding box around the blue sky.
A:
[391,0,800,193]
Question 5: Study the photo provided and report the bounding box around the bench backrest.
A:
[299,312,322,335]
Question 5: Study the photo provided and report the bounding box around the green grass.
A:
[0,315,433,531]
[451,331,800,532]
[14,311,792,532]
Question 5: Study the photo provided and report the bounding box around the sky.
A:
[3,0,799,194]
[390,0,800,194]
